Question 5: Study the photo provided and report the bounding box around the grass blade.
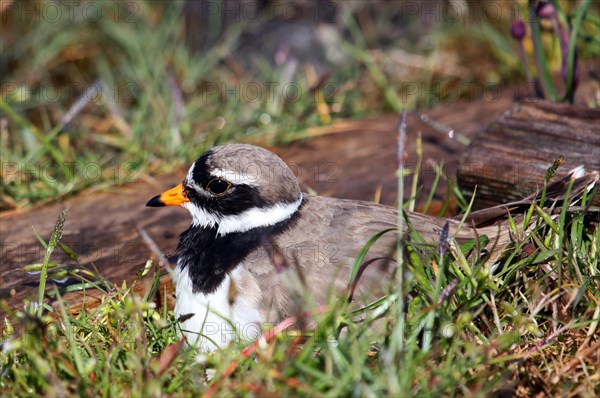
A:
[37,208,69,316]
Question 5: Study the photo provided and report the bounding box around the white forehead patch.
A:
[186,163,203,191]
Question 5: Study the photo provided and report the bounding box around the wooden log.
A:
[458,101,600,209]
[3,97,598,318]
[1,99,513,318]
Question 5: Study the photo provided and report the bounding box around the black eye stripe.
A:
[186,152,269,215]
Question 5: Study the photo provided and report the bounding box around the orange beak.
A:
[146,183,189,207]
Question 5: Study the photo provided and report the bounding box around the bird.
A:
[146,144,597,352]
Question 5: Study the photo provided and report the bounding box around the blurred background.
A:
[1,0,599,210]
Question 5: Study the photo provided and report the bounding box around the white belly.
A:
[174,264,263,352]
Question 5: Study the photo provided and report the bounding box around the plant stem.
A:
[392,111,407,355]
[529,0,558,101]
[37,208,69,316]
[564,0,591,103]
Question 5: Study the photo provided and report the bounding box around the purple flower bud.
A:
[439,221,449,257]
[511,19,526,41]
[537,2,556,19]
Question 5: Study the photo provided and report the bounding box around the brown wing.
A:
[240,169,598,319]
[244,196,482,317]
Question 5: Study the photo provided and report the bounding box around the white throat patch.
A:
[182,195,303,236]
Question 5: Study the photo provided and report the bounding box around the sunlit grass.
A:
[1,1,599,396]
[1,170,598,396]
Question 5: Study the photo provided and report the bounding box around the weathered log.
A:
[1,98,513,318]
[458,101,600,209]
[4,94,599,318]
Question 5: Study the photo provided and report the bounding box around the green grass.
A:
[0,1,545,210]
[3,1,598,210]
[1,170,598,396]
[2,1,600,396]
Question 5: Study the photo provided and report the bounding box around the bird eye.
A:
[205,178,232,195]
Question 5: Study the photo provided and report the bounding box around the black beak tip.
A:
[146,195,165,207]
